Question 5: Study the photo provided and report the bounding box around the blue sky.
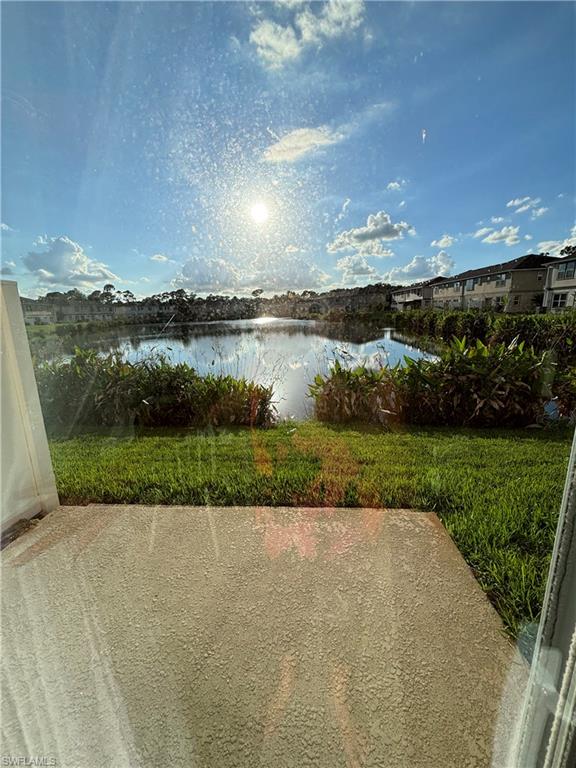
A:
[2,1,575,298]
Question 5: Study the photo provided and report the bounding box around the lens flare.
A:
[250,202,269,224]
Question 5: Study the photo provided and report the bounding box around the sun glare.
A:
[250,201,269,224]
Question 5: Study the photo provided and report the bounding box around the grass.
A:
[48,422,573,637]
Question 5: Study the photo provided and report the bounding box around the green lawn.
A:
[49,422,573,636]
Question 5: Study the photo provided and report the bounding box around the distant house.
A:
[543,253,576,312]
[56,302,115,323]
[391,277,447,311]
[431,254,552,313]
[20,299,56,325]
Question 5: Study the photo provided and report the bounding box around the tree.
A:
[560,245,576,259]
[102,284,116,304]
[252,289,264,297]
[64,288,85,302]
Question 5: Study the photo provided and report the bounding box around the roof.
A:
[440,254,555,285]
[544,253,576,266]
[391,276,447,293]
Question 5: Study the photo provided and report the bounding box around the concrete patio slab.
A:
[1,506,527,768]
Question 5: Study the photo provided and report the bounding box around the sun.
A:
[250,201,269,225]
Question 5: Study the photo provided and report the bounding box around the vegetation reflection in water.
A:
[61,318,436,419]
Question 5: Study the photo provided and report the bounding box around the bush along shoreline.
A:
[309,337,574,427]
[36,336,575,432]
[377,308,576,363]
[36,349,275,432]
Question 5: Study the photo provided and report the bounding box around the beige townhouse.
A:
[431,254,552,313]
[391,277,447,311]
[543,252,576,312]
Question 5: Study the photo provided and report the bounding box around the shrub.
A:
[396,337,552,427]
[388,309,576,372]
[310,337,554,428]
[489,312,576,361]
[555,367,576,421]
[309,360,398,425]
[35,349,275,431]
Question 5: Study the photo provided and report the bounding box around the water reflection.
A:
[66,318,436,419]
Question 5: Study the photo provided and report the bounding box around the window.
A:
[495,273,508,287]
[537,271,544,281]
[552,293,568,308]
[512,295,520,306]
[558,262,576,280]
[465,279,475,291]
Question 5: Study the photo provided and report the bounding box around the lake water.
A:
[72,317,436,419]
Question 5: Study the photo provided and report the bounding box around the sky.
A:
[1,0,575,298]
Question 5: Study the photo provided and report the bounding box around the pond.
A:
[65,317,436,419]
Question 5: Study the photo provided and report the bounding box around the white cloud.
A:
[1,223,14,232]
[481,226,521,246]
[524,235,533,241]
[150,253,169,262]
[531,206,549,219]
[263,126,343,163]
[491,216,505,224]
[173,257,242,292]
[506,196,531,208]
[398,200,406,209]
[22,236,119,288]
[382,251,454,285]
[538,225,576,257]
[172,253,330,295]
[335,254,378,282]
[506,196,542,214]
[335,197,351,223]
[328,210,414,257]
[297,0,365,43]
[256,254,331,291]
[430,234,456,248]
[275,0,306,9]
[263,102,393,164]
[250,0,365,69]
[249,20,301,68]
[515,201,540,214]
[386,179,406,192]
[473,227,494,239]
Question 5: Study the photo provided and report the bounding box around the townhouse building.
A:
[543,252,576,312]
[431,254,552,313]
[391,277,447,311]
[20,299,56,325]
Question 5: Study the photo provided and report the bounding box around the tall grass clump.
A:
[310,337,554,428]
[36,348,275,431]
[309,360,399,425]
